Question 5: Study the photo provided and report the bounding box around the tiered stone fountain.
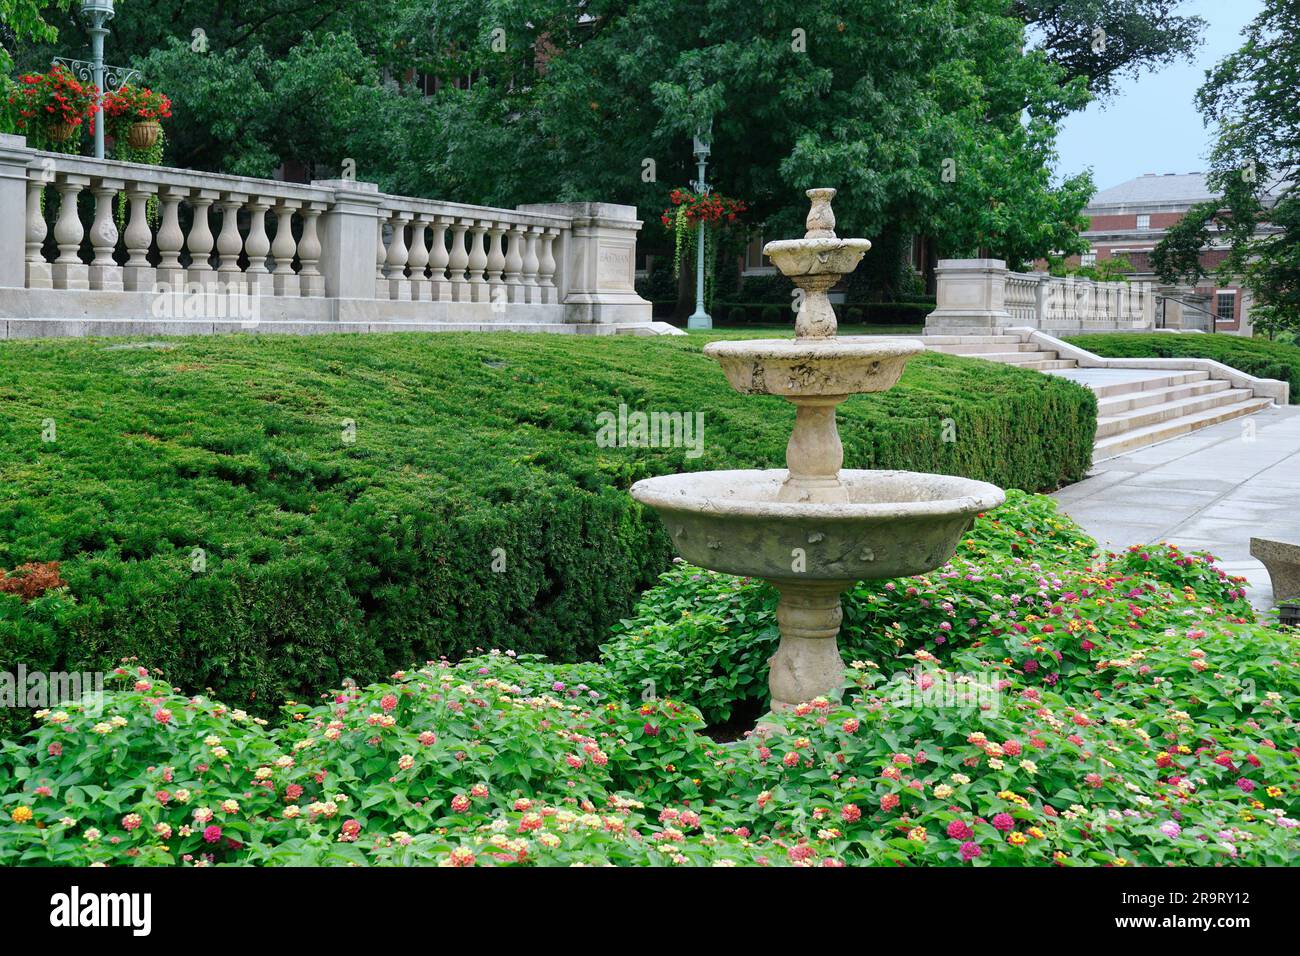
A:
[632,188,1005,712]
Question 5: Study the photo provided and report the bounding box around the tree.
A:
[1012,0,1205,98]
[1153,0,1299,336]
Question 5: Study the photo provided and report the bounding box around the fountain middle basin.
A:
[630,469,1003,582]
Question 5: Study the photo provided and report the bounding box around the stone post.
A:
[311,179,382,300]
[923,259,1011,335]
[516,202,651,326]
[0,134,32,289]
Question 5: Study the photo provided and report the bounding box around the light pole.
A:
[54,1,138,160]
[84,0,113,161]
[686,125,712,330]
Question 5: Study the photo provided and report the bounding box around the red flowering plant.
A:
[660,188,750,306]
[101,84,172,129]
[5,64,99,151]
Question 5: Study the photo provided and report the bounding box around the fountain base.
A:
[769,580,849,709]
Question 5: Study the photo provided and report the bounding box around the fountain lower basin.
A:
[631,469,1003,581]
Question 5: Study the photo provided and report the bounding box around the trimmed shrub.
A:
[0,333,1094,721]
[1068,333,1300,402]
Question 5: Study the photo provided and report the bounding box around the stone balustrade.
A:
[0,133,666,338]
[925,258,1155,335]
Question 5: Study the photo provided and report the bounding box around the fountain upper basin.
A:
[763,237,871,277]
[705,337,925,397]
[631,469,1005,581]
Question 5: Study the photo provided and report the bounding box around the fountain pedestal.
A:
[631,188,1005,714]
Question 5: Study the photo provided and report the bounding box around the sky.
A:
[1053,0,1264,192]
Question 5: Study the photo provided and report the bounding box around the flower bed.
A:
[2,493,1295,867]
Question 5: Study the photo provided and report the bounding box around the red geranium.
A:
[6,64,99,137]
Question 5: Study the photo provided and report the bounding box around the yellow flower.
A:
[1008,832,1028,845]
[907,826,927,843]
[10,806,33,824]
[1267,786,1283,798]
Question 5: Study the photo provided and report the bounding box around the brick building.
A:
[1073,172,1278,334]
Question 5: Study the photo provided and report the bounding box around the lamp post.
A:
[83,0,114,160]
[54,1,139,160]
[686,125,712,330]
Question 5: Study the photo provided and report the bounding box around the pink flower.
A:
[202,825,222,844]
[881,793,900,812]
[841,803,861,823]
[451,794,471,813]
[1236,778,1256,793]
[842,718,859,734]
[992,813,1015,832]
[1002,740,1022,757]
[960,841,981,861]
[153,708,173,724]
[783,751,800,768]
[380,694,398,712]
[1159,820,1182,839]
[947,819,973,840]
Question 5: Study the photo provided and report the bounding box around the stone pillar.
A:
[244,198,274,296]
[121,185,158,292]
[271,201,301,298]
[185,192,219,290]
[297,203,326,298]
[923,259,1011,334]
[50,175,90,290]
[516,202,651,326]
[428,217,452,302]
[155,186,187,290]
[1033,272,1049,329]
[386,211,412,301]
[0,134,32,289]
[24,171,52,289]
[311,179,382,300]
[407,215,431,301]
[88,178,124,291]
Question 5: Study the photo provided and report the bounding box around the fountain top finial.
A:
[804,188,837,239]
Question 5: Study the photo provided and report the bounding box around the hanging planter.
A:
[127,119,161,150]
[5,64,98,152]
[47,120,81,143]
[660,188,750,308]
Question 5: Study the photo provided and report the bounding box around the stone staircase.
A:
[923,333,1275,460]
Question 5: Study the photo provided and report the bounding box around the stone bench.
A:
[1250,537,1300,602]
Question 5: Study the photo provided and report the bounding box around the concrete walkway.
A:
[1052,404,1300,609]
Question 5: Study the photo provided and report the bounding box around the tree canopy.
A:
[1152,0,1298,335]
[4,1,1210,287]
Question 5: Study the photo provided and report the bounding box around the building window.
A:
[1080,252,1096,267]
[1216,291,1236,322]
[1136,214,1151,230]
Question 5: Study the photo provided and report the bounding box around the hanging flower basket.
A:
[6,64,97,150]
[127,120,161,150]
[47,120,81,143]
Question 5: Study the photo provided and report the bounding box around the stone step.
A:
[1096,388,1259,438]
[925,341,1041,354]
[1096,378,1231,415]
[919,334,1022,346]
[1018,359,1078,371]
[1088,369,1210,399]
[975,350,1060,364]
[1093,397,1273,459]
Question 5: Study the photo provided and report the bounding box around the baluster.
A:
[88,178,124,291]
[448,219,470,301]
[386,211,411,300]
[25,173,52,289]
[428,216,451,302]
[50,175,89,290]
[271,200,300,297]
[244,199,273,296]
[504,225,525,303]
[538,228,559,304]
[215,193,247,289]
[467,221,489,302]
[185,192,218,290]
[155,187,186,290]
[375,216,387,298]
[485,225,506,306]
[407,215,431,301]
[521,226,542,303]
[297,203,325,297]
[121,185,158,292]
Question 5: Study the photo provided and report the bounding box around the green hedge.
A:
[1068,333,1300,402]
[714,301,932,327]
[0,332,1094,722]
